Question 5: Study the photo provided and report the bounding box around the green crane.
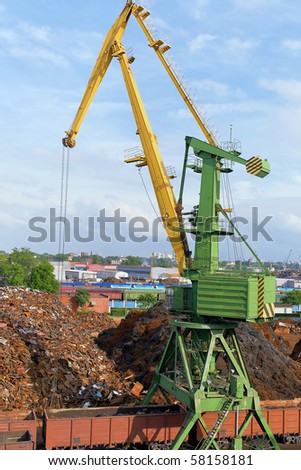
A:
[142,137,279,450]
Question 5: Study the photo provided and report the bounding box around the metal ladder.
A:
[197,398,235,450]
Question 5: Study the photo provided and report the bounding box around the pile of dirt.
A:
[96,302,301,401]
[236,322,301,399]
[291,339,301,361]
[0,287,133,414]
[96,302,173,387]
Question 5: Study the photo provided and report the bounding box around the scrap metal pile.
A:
[97,302,301,401]
[0,287,133,414]
[97,302,174,389]
[2,287,301,415]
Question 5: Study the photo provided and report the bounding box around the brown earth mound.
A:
[96,302,173,387]
[0,287,132,414]
[236,322,301,399]
[291,338,301,361]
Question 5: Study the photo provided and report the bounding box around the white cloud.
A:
[0,212,26,228]
[282,38,301,54]
[189,33,216,53]
[231,181,260,201]
[0,20,102,67]
[190,80,232,99]
[0,23,62,65]
[231,0,282,9]
[259,78,301,102]
[145,15,171,32]
[188,33,257,64]
[209,99,268,116]
[11,46,66,67]
[291,174,301,185]
[19,23,50,42]
[177,0,210,20]
[193,0,210,19]
[225,37,256,53]
[278,212,301,234]
[0,27,17,43]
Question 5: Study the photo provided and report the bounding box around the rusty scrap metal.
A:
[0,287,133,414]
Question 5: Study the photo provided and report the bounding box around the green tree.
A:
[153,258,174,268]
[137,293,157,309]
[29,260,60,294]
[281,290,301,305]
[8,248,39,284]
[2,263,26,286]
[121,256,143,266]
[0,253,8,266]
[52,253,69,262]
[91,254,105,264]
[73,288,91,308]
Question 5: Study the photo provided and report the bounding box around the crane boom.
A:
[113,41,190,273]
[132,3,218,147]
[63,2,133,148]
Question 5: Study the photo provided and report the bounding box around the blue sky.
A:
[1,0,301,262]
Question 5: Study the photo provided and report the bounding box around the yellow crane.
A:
[63,1,217,273]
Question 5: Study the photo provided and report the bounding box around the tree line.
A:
[0,248,60,294]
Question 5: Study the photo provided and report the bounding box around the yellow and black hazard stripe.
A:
[257,276,275,319]
[257,278,265,317]
[263,302,275,319]
[246,156,262,176]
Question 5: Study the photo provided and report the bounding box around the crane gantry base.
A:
[142,318,280,450]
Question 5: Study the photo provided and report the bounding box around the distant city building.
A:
[274,303,293,316]
[110,257,127,265]
[116,265,151,281]
[51,261,128,282]
[50,261,71,281]
[59,286,109,314]
[151,267,179,281]
[276,278,301,289]
[152,251,174,260]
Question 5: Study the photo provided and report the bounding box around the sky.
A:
[1,0,301,262]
